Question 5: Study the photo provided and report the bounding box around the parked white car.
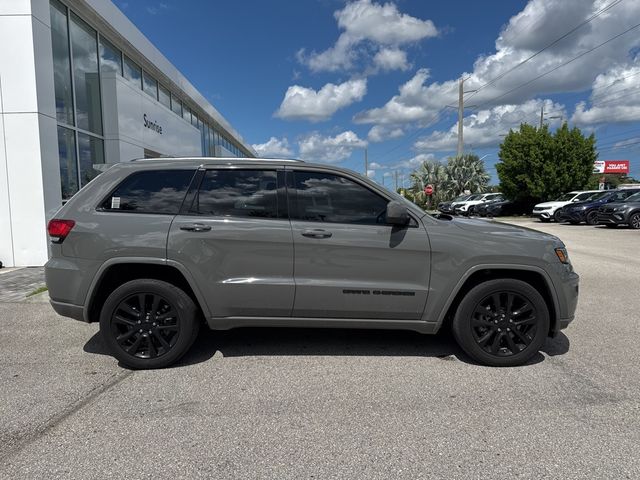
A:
[532,190,601,222]
[455,193,504,216]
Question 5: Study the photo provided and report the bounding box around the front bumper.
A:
[551,271,579,336]
[556,209,586,223]
[532,209,553,219]
[597,211,627,225]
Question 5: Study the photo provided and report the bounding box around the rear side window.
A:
[291,171,388,224]
[101,169,195,214]
[190,169,278,218]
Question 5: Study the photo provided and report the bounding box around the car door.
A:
[287,168,431,320]
[168,167,295,318]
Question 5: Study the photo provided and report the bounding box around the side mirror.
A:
[386,201,409,226]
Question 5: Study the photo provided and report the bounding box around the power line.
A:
[598,138,640,151]
[589,69,640,97]
[471,21,640,112]
[464,0,625,101]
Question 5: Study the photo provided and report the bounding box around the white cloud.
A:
[298,131,367,162]
[571,62,640,125]
[373,48,411,72]
[366,169,376,178]
[252,137,293,157]
[275,79,367,122]
[367,125,405,142]
[356,0,640,132]
[299,0,437,73]
[414,99,566,152]
[392,153,436,169]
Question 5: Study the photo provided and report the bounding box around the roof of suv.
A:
[131,156,304,166]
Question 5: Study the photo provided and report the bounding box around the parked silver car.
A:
[45,158,579,368]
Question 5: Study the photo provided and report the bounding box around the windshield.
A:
[556,192,577,201]
[466,194,482,201]
[574,192,596,201]
[625,192,640,202]
[452,195,470,202]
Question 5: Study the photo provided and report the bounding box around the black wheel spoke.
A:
[504,332,519,353]
[490,332,503,354]
[156,309,176,321]
[514,316,536,326]
[511,327,532,345]
[506,293,514,314]
[147,335,156,358]
[137,294,147,316]
[156,324,178,332]
[113,315,136,327]
[476,329,495,346]
[492,293,502,311]
[126,335,143,354]
[119,303,140,318]
[513,302,532,316]
[116,329,137,342]
[153,330,171,351]
[150,295,162,317]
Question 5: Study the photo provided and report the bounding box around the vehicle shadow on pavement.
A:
[83,327,570,369]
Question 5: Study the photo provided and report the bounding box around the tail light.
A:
[47,219,75,243]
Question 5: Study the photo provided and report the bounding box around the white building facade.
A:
[0,0,256,267]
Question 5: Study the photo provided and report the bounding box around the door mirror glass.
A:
[386,201,409,226]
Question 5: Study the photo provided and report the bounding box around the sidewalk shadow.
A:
[84,325,570,369]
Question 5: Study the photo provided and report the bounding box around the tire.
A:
[99,279,200,369]
[585,210,599,225]
[452,279,550,367]
[553,210,563,223]
[630,212,640,230]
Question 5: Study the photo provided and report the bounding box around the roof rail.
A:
[131,156,304,163]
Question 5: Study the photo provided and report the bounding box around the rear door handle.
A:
[301,229,332,238]
[180,223,211,232]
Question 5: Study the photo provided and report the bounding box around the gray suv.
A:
[45,158,579,368]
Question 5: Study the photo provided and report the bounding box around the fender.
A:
[432,263,561,331]
[83,256,212,322]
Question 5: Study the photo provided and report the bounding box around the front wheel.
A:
[553,210,563,223]
[629,212,640,230]
[586,210,599,225]
[452,279,549,367]
[99,279,200,369]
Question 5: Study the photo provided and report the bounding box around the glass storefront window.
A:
[99,36,122,75]
[123,55,142,89]
[50,0,74,126]
[171,94,182,116]
[70,13,102,135]
[77,133,105,187]
[158,84,171,109]
[143,71,158,99]
[57,126,78,200]
[182,105,191,123]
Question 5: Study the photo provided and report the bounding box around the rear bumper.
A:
[50,299,86,322]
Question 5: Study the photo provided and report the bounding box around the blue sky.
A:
[115,0,640,184]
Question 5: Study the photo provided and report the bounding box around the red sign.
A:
[424,185,434,195]
[594,160,630,174]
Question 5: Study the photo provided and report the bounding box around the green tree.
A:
[409,159,450,208]
[496,123,596,206]
[446,154,491,195]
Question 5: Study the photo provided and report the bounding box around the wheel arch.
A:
[437,265,560,337]
[84,258,210,323]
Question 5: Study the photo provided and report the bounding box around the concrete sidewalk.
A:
[0,267,46,302]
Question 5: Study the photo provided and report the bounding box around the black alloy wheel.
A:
[586,210,599,225]
[470,292,537,357]
[630,212,640,229]
[452,279,549,367]
[100,279,199,369]
[553,210,563,222]
[111,293,179,359]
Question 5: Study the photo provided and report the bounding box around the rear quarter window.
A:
[100,169,195,214]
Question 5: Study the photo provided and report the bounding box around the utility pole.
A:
[457,78,464,158]
[394,170,398,191]
[457,77,477,158]
[364,147,368,177]
[539,106,544,129]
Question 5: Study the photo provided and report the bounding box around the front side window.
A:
[101,170,195,214]
[291,171,388,225]
[191,170,278,219]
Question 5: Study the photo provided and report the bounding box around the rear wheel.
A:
[630,212,640,229]
[586,210,599,225]
[452,279,549,367]
[99,279,200,369]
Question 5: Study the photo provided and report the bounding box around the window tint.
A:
[102,170,194,214]
[612,189,639,201]
[291,171,388,224]
[191,170,278,218]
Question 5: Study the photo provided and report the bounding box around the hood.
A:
[535,200,568,208]
[454,217,560,243]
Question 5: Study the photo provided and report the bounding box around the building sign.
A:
[593,160,630,174]
[143,114,162,134]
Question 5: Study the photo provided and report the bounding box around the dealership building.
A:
[0,0,256,267]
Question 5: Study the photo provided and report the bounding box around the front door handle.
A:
[180,223,211,232]
[301,229,332,239]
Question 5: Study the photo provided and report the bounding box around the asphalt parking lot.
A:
[1,219,639,479]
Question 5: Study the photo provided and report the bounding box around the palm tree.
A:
[445,154,490,195]
[409,160,451,208]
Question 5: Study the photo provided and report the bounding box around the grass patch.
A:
[26,286,48,297]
